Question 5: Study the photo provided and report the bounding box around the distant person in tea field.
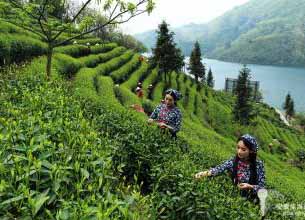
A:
[135,82,144,98]
[195,134,266,203]
[148,89,182,138]
[147,84,153,100]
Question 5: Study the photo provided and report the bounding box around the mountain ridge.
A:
[134,0,305,66]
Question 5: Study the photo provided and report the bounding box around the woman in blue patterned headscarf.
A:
[148,89,182,137]
[194,134,266,203]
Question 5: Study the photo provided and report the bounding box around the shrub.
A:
[122,61,149,91]
[142,99,154,116]
[0,20,42,40]
[54,43,117,58]
[96,76,122,107]
[53,53,84,78]
[0,34,47,65]
[114,85,141,107]
[111,54,140,84]
[78,46,126,68]
[75,38,104,45]
[74,68,101,103]
[95,50,134,76]
[183,88,190,108]
[142,68,160,94]
[0,68,148,219]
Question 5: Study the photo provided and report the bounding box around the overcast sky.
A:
[121,0,250,34]
[77,0,250,34]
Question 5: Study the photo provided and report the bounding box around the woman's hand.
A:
[194,171,211,179]
[238,183,254,190]
[157,122,168,128]
[147,118,154,124]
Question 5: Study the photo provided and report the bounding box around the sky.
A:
[120,0,250,34]
[75,0,249,34]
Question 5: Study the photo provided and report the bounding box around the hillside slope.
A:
[1,22,305,219]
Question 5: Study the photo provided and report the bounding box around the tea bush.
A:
[0,34,47,65]
[78,46,126,68]
[54,43,117,58]
[111,54,141,84]
[122,61,149,91]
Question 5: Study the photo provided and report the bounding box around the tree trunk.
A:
[46,45,53,80]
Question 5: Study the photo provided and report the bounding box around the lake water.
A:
[189,58,305,112]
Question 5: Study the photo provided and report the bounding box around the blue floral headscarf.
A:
[165,89,182,101]
[241,134,259,153]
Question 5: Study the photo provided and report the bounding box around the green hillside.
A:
[1,21,305,219]
[135,0,305,66]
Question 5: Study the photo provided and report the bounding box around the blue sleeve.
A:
[210,157,234,176]
[150,104,162,120]
[252,160,266,193]
[171,109,182,133]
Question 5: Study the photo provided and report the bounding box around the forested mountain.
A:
[135,0,305,66]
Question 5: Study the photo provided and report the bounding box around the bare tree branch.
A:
[109,1,120,20]
[37,0,50,40]
[38,0,50,22]
[51,0,92,42]
[55,7,147,46]
[109,10,147,25]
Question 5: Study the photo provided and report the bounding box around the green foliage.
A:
[188,41,205,83]
[0,67,148,219]
[122,61,149,91]
[54,43,117,58]
[96,76,122,108]
[142,99,154,116]
[74,38,104,45]
[207,68,214,88]
[151,21,185,81]
[283,93,295,119]
[114,85,141,107]
[150,158,260,219]
[74,68,102,104]
[1,24,305,218]
[0,20,41,40]
[111,54,141,84]
[78,46,126,68]
[233,65,255,125]
[0,34,47,65]
[152,81,165,102]
[95,50,134,76]
[53,53,84,78]
[142,68,160,98]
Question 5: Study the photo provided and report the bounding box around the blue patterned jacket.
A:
[150,104,182,133]
[210,157,265,194]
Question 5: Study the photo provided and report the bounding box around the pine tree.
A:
[151,21,184,82]
[233,65,254,125]
[188,41,205,83]
[284,93,295,119]
[287,100,295,118]
[207,68,214,88]
[283,93,292,111]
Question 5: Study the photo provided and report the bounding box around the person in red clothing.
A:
[139,55,144,62]
[135,86,144,98]
[135,82,144,98]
